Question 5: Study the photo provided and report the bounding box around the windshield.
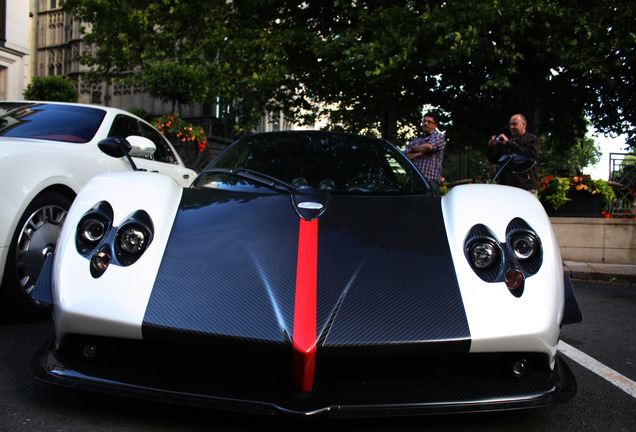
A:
[195,132,428,194]
[0,102,107,143]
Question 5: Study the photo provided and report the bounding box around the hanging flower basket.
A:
[152,113,208,170]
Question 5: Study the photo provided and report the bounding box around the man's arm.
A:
[409,142,434,155]
[507,134,540,160]
[410,132,444,157]
[406,132,445,159]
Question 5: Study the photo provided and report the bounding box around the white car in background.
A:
[0,101,197,319]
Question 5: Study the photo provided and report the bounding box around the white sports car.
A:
[32,131,582,416]
[0,101,196,319]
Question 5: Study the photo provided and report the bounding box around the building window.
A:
[50,0,57,9]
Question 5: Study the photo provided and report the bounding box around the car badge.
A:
[297,202,324,210]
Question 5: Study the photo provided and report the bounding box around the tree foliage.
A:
[140,62,207,113]
[23,76,79,102]
[64,0,634,153]
[542,135,602,177]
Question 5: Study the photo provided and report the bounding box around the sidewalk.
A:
[563,261,636,284]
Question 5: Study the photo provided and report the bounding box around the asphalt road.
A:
[1,280,634,432]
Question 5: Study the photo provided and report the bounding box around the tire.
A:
[0,190,72,321]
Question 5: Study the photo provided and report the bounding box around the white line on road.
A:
[558,340,636,399]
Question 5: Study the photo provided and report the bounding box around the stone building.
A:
[28,0,213,118]
[1,0,31,100]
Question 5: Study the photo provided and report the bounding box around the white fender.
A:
[52,172,184,341]
[442,184,563,366]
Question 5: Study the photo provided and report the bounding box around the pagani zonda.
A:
[32,131,581,416]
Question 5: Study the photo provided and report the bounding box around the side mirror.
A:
[97,137,139,171]
[127,135,156,158]
[98,137,131,158]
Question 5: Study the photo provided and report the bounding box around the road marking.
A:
[558,340,636,398]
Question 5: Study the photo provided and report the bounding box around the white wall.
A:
[0,0,31,100]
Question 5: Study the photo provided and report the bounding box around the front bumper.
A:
[32,336,577,417]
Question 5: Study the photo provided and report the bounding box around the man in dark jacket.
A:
[486,113,541,195]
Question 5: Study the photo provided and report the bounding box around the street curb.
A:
[563,262,636,284]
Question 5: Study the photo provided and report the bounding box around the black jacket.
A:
[487,132,541,190]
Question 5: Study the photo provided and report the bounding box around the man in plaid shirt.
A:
[405,112,445,195]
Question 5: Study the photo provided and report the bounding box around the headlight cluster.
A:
[76,202,113,256]
[464,218,542,297]
[465,224,503,283]
[76,201,154,278]
[511,234,537,260]
[469,241,499,269]
[506,218,542,275]
[114,210,154,266]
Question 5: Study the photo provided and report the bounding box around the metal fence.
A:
[609,152,636,217]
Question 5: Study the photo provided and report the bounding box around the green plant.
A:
[587,178,617,208]
[439,178,450,196]
[538,175,572,210]
[23,76,78,102]
[538,174,616,210]
[152,113,207,153]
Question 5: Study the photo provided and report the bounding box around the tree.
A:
[64,0,635,153]
[64,0,288,133]
[542,135,602,177]
[23,76,79,102]
[419,0,636,152]
[140,62,207,113]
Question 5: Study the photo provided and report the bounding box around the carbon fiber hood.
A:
[142,188,470,351]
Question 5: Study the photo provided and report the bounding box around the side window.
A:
[139,121,179,165]
[108,115,142,139]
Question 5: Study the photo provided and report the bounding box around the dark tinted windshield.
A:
[0,103,106,143]
[197,132,427,194]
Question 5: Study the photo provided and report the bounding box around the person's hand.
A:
[496,134,509,144]
[488,134,508,146]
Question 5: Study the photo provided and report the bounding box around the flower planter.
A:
[542,190,604,218]
[538,174,615,218]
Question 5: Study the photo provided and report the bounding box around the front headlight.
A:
[119,225,149,254]
[80,217,107,243]
[469,241,499,269]
[114,210,154,266]
[76,202,113,255]
[464,224,503,282]
[506,218,543,275]
[511,233,538,261]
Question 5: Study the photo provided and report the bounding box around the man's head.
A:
[422,112,439,134]
[509,114,528,138]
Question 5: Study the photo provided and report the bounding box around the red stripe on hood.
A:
[292,218,318,393]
